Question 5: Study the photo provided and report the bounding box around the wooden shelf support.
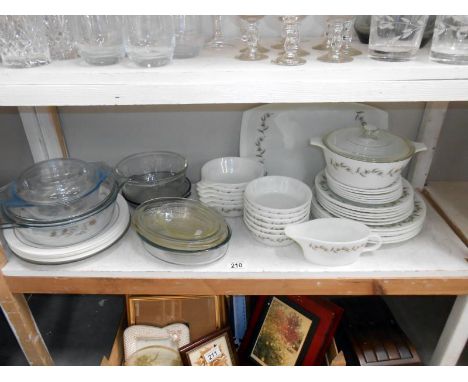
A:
[0,246,53,366]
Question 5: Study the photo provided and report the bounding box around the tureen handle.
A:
[309,137,325,149]
[412,142,428,154]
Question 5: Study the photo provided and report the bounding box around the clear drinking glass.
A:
[206,16,232,49]
[173,15,203,59]
[75,15,124,65]
[44,16,78,60]
[0,16,51,68]
[369,15,429,61]
[124,16,175,67]
[430,15,468,65]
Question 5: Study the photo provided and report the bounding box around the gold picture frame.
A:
[126,295,227,342]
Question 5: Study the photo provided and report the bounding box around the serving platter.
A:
[239,103,389,189]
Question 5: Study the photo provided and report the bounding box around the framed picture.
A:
[179,327,238,366]
[239,296,343,366]
[126,295,227,342]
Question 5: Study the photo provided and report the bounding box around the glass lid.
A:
[323,124,415,163]
[3,175,118,226]
[133,197,229,251]
[15,158,102,205]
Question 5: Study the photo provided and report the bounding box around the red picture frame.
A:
[239,296,343,366]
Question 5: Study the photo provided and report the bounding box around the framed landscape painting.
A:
[240,296,343,366]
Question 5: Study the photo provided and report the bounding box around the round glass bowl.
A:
[115,151,188,205]
[15,158,102,205]
[133,197,231,265]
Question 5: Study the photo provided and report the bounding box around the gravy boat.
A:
[284,218,382,266]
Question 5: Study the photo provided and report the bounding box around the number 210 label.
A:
[230,262,244,269]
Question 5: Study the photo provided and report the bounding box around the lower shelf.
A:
[2,192,468,296]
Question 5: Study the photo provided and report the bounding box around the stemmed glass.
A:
[342,18,361,56]
[272,16,307,66]
[317,19,353,63]
[206,16,232,49]
[313,17,332,50]
[273,16,309,57]
[236,16,268,61]
[239,16,269,54]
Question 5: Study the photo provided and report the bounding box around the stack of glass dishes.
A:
[115,151,191,206]
[1,158,129,264]
[133,197,231,266]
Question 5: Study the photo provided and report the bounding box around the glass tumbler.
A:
[75,15,124,65]
[124,16,175,67]
[0,16,51,68]
[173,15,203,59]
[369,15,429,61]
[44,16,78,60]
[430,16,468,65]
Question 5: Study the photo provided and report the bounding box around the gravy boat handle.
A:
[362,233,383,253]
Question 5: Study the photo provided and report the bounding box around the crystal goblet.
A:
[236,16,268,61]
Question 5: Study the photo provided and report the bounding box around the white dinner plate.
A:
[310,189,426,244]
[240,103,389,189]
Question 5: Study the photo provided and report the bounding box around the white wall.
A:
[0,107,34,186]
[59,102,427,183]
[0,101,466,187]
[428,102,468,181]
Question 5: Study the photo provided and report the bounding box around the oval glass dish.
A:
[133,197,231,265]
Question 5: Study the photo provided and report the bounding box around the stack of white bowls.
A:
[243,176,312,247]
[197,157,265,217]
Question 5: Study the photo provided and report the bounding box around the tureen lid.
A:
[323,123,415,163]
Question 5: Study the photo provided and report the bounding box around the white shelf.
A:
[3,194,468,281]
[1,40,468,106]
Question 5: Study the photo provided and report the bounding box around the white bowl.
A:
[244,198,310,220]
[244,219,293,247]
[198,196,243,207]
[244,205,310,226]
[197,181,247,192]
[244,176,312,214]
[243,215,287,235]
[210,205,244,218]
[310,137,426,190]
[244,210,309,233]
[201,157,265,185]
[197,188,244,198]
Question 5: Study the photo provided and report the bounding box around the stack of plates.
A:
[243,176,312,247]
[197,157,265,217]
[325,169,403,204]
[311,178,426,244]
[4,195,130,264]
[315,171,414,225]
